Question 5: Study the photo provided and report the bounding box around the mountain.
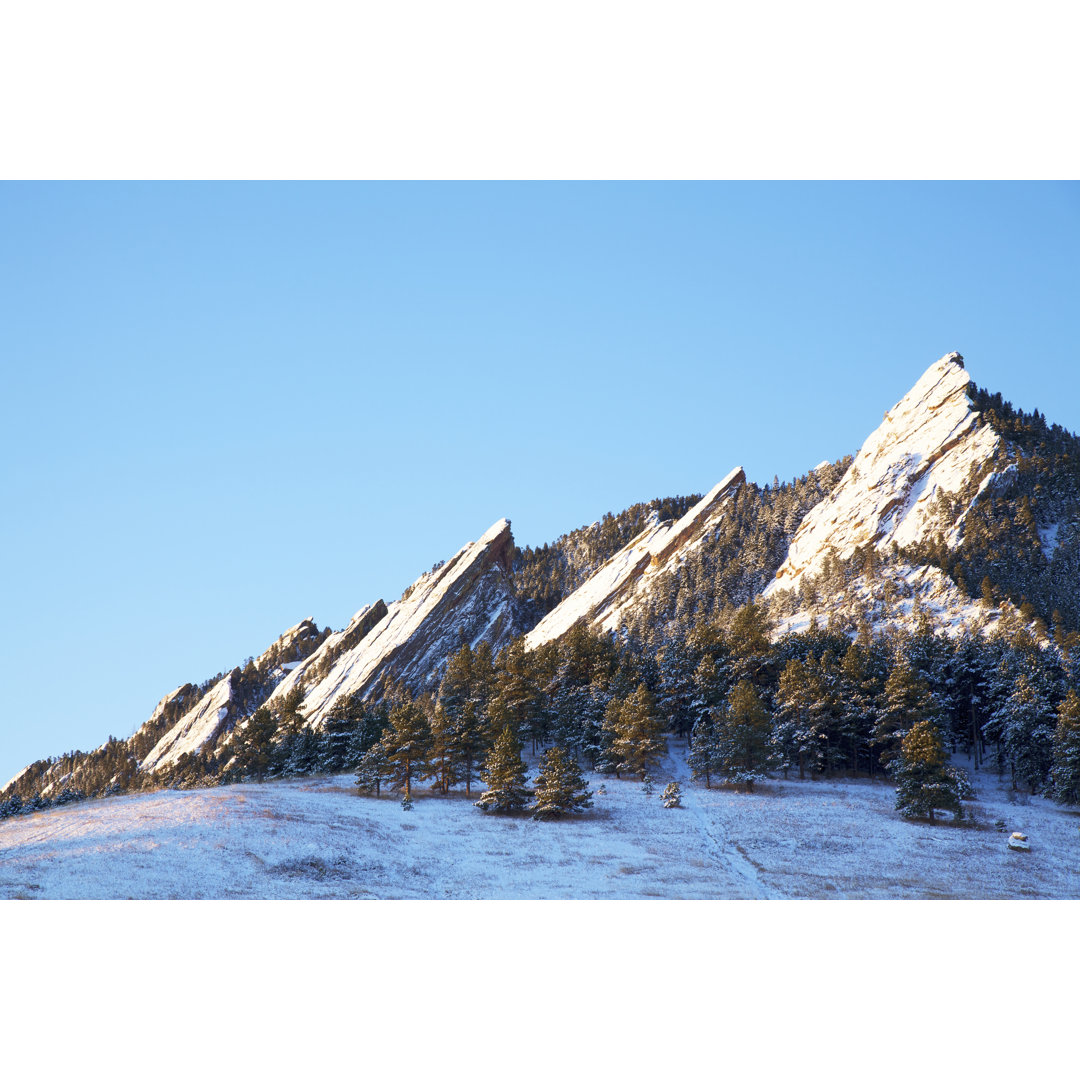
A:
[524,468,745,648]
[765,352,1000,597]
[260,518,523,729]
[140,618,326,773]
[5,349,1080,809]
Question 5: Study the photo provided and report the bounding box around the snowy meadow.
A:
[2,742,1077,900]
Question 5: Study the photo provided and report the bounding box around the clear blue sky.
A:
[2,181,1078,784]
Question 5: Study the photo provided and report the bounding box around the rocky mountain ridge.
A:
[6,350,1078,801]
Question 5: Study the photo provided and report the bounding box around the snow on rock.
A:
[525,468,745,648]
[140,674,234,773]
[285,518,524,728]
[139,619,321,773]
[770,557,1000,641]
[766,353,1001,598]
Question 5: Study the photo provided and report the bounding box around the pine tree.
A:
[610,683,666,781]
[355,741,390,797]
[661,781,682,808]
[773,658,817,779]
[997,670,1058,793]
[873,655,938,770]
[426,705,459,795]
[532,745,592,820]
[449,700,489,796]
[475,726,531,814]
[688,712,721,788]
[379,699,433,800]
[891,719,965,822]
[1049,688,1080,804]
[234,705,279,780]
[715,680,771,791]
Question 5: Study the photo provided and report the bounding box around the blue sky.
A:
[2,181,1078,784]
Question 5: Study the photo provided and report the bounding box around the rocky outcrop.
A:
[524,468,745,648]
[765,353,1001,598]
[138,618,323,772]
[273,518,525,729]
[136,521,526,768]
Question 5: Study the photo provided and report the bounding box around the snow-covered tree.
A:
[532,745,592,820]
[475,726,531,814]
[1050,688,1080,804]
[661,781,682,808]
[715,679,771,791]
[609,683,666,781]
[891,720,964,822]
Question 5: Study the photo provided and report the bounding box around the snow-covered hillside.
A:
[766,352,1001,598]
[525,468,745,648]
[3,745,1076,899]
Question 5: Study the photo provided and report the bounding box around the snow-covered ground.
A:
[2,744,1077,899]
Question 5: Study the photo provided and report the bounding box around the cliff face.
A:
[134,520,526,771]
[277,519,524,729]
[765,353,1002,598]
[139,618,324,772]
[524,468,745,648]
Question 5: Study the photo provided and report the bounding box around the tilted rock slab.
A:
[765,352,1001,598]
[524,467,745,649]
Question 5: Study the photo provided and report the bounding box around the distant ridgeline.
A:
[5,352,1080,818]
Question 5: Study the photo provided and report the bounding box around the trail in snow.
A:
[667,741,777,899]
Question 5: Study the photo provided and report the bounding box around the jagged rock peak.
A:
[268,517,523,729]
[525,467,745,648]
[766,352,1000,597]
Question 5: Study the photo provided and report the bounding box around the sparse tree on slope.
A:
[532,745,592,820]
[475,726,531,814]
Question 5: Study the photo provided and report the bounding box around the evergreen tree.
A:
[715,680,771,791]
[891,719,964,822]
[873,655,938,770]
[449,700,489,796]
[996,670,1058,793]
[1049,688,1080,804]
[532,745,592,819]
[661,781,682,808]
[687,712,721,788]
[610,683,666,781]
[355,742,390,797]
[426,704,458,795]
[233,706,279,780]
[691,654,725,728]
[318,695,365,772]
[475,726,531,814]
[379,699,433,800]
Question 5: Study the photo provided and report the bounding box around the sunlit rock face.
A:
[765,352,1001,599]
[524,467,746,648]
